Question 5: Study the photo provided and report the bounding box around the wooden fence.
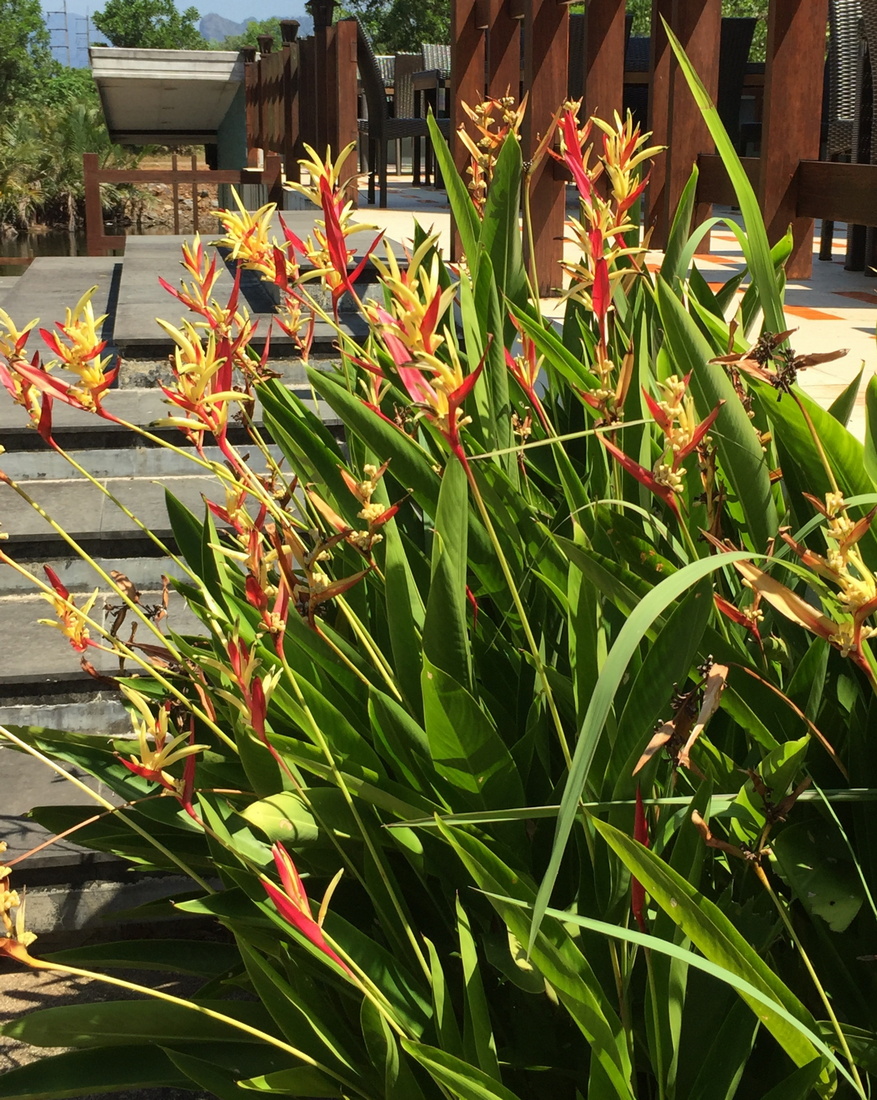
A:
[83,152,283,256]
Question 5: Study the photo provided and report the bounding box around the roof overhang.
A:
[89,48,245,145]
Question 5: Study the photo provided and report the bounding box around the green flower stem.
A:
[0,551,238,754]
[467,418,654,462]
[26,960,364,1095]
[0,725,215,894]
[50,441,198,581]
[0,475,188,658]
[333,595,403,702]
[754,861,864,1094]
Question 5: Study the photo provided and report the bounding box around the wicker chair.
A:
[357,19,450,206]
[820,0,863,260]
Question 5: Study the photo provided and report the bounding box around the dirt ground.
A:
[121,152,221,237]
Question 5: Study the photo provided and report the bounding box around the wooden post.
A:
[281,22,301,182]
[645,0,673,243]
[451,0,487,260]
[487,0,521,99]
[172,151,180,234]
[759,0,828,278]
[523,0,569,295]
[84,153,104,257]
[299,37,317,154]
[328,18,359,206]
[191,152,199,234]
[584,0,625,122]
[654,0,721,249]
[243,47,261,167]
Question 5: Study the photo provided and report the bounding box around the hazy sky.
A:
[43,3,310,28]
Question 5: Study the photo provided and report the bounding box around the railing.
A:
[82,152,283,257]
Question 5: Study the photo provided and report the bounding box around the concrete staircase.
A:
[0,222,384,933]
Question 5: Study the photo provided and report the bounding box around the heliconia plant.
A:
[2,30,877,1099]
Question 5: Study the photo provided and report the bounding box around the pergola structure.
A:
[451,0,857,289]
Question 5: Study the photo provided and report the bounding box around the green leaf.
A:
[686,999,758,1100]
[382,512,426,716]
[422,453,472,687]
[1,999,278,1048]
[241,792,319,845]
[401,1041,523,1100]
[428,110,479,265]
[531,551,752,946]
[238,1066,342,1095]
[828,364,864,427]
[44,939,241,977]
[664,20,785,335]
[866,374,877,485]
[0,1046,188,1100]
[591,816,832,1089]
[760,1062,826,1100]
[457,895,501,1081]
[422,655,524,809]
[660,164,700,284]
[656,277,779,551]
[771,820,864,933]
[480,134,527,312]
[164,488,207,578]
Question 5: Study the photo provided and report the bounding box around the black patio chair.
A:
[356,19,450,206]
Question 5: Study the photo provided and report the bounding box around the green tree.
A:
[0,0,54,113]
[346,0,449,53]
[92,0,206,49]
[214,17,283,51]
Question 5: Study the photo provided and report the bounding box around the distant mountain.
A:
[200,13,245,42]
[200,12,314,44]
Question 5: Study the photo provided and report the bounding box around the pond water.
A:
[0,231,90,278]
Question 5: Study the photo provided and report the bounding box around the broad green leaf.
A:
[656,277,778,552]
[531,551,751,945]
[421,655,524,809]
[1,999,279,1047]
[428,110,479,265]
[760,1062,826,1100]
[865,374,877,484]
[238,1067,341,1095]
[45,939,241,977]
[0,1046,188,1100]
[660,164,700,284]
[686,999,757,1100]
[772,820,864,933]
[591,817,832,1091]
[480,135,527,312]
[423,453,472,687]
[382,512,426,716]
[241,792,319,845]
[401,1041,522,1100]
[484,894,855,1096]
[828,364,864,427]
[457,895,501,1081]
[424,936,464,1057]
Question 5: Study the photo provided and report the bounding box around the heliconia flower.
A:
[39,286,115,398]
[263,843,354,976]
[368,235,455,361]
[600,435,681,517]
[1,857,41,965]
[0,307,38,361]
[714,592,763,645]
[592,111,663,220]
[38,565,100,653]
[158,235,222,321]
[457,93,529,212]
[118,687,207,795]
[550,102,598,203]
[213,190,280,280]
[642,375,723,469]
[631,785,649,933]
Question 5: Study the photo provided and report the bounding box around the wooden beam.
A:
[523,0,568,295]
[584,0,626,123]
[760,0,828,278]
[327,18,359,205]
